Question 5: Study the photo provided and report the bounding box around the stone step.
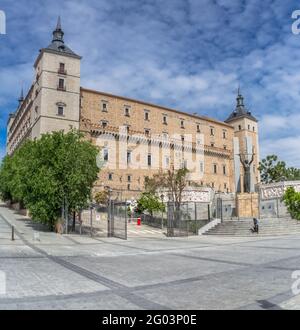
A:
[204,218,300,236]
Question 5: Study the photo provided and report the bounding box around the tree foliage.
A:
[283,187,300,220]
[94,190,109,206]
[145,167,190,209]
[258,155,300,184]
[136,192,165,216]
[0,130,100,228]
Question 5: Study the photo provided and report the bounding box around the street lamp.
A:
[160,194,164,230]
[105,186,113,237]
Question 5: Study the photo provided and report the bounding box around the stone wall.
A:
[80,88,236,194]
[237,192,259,218]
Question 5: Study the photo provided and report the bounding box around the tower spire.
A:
[236,87,245,112]
[52,16,64,44]
[18,86,24,105]
[56,16,62,30]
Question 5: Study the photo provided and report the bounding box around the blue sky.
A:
[0,0,299,167]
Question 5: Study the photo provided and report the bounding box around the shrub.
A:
[283,187,300,220]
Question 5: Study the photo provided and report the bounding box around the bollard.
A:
[11,226,15,241]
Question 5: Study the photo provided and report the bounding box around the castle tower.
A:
[31,17,81,138]
[225,89,260,193]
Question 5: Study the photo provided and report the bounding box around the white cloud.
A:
[0,0,299,166]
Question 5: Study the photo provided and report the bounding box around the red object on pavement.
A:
[137,218,141,226]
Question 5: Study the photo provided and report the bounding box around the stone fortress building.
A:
[6,18,260,199]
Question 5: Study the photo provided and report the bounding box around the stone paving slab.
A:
[1,203,300,309]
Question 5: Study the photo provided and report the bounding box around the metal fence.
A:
[66,196,236,239]
[108,201,128,240]
[77,206,109,237]
[165,202,210,237]
[212,193,237,220]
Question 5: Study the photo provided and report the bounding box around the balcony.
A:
[57,86,66,92]
[57,69,67,76]
[58,69,67,75]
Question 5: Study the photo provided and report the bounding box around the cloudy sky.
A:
[0,0,299,167]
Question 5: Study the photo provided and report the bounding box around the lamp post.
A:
[160,194,164,230]
[105,186,113,237]
[90,202,94,237]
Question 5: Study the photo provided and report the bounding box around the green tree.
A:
[259,155,300,184]
[259,155,288,184]
[94,190,109,206]
[283,187,300,220]
[0,130,100,229]
[136,192,165,216]
[286,167,300,181]
[145,167,190,210]
[0,155,14,201]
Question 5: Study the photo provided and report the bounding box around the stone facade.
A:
[6,19,260,200]
[80,88,236,198]
[237,193,259,218]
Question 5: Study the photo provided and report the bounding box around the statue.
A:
[239,149,255,193]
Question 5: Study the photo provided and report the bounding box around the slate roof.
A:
[225,90,258,123]
[41,17,81,59]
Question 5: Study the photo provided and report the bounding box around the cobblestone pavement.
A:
[0,203,300,310]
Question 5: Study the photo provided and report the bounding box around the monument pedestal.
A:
[237,193,259,218]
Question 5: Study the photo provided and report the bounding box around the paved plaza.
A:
[0,203,300,310]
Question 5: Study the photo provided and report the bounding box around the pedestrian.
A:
[250,218,259,234]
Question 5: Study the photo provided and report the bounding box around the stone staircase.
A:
[203,218,300,236]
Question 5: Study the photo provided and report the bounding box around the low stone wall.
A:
[259,181,300,200]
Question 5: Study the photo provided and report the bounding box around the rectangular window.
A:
[127,151,131,164]
[103,148,109,162]
[210,127,215,136]
[58,78,65,90]
[223,130,227,139]
[223,165,226,175]
[213,164,217,174]
[124,106,130,117]
[197,124,201,133]
[200,161,204,173]
[211,142,215,147]
[144,111,149,121]
[57,106,64,116]
[102,102,108,112]
[181,120,185,129]
[163,115,168,125]
[108,173,113,181]
[145,129,150,137]
[148,154,152,167]
[128,175,132,182]
[59,63,66,74]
